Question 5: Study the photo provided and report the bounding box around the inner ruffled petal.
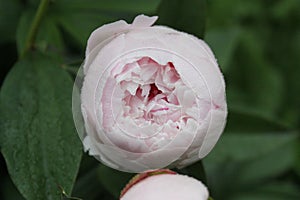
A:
[102,56,202,153]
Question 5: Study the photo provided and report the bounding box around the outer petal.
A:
[132,14,158,27]
[84,15,158,73]
[80,15,227,172]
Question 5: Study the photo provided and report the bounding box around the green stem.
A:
[21,0,50,58]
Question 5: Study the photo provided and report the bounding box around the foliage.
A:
[0,0,299,199]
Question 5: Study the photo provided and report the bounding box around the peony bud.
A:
[120,169,209,200]
[72,14,227,172]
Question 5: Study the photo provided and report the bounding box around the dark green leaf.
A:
[55,12,114,48]
[0,43,18,86]
[55,0,161,14]
[294,140,300,176]
[271,0,300,20]
[205,28,240,72]
[53,0,160,47]
[16,10,65,56]
[225,31,284,117]
[16,10,33,55]
[177,161,207,184]
[1,176,25,200]
[205,132,297,163]
[237,140,295,183]
[0,53,82,200]
[204,132,298,199]
[0,0,22,44]
[225,107,289,133]
[72,167,103,200]
[72,154,106,200]
[97,164,133,198]
[157,0,206,38]
[231,182,300,200]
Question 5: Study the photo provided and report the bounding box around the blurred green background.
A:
[0,0,299,199]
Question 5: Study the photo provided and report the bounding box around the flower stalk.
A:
[21,0,50,58]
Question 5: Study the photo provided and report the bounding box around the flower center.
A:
[148,83,162,101]
[106,56,199,151]
[116,57,185,127]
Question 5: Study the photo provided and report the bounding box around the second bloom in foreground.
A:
[73,15,227,172]
[120,169,209,200]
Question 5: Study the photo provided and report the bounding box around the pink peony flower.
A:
[72,14,227,172]
[120,169,209,200]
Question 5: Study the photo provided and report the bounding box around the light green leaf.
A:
[157,0,206,39]
[0,53,82,200]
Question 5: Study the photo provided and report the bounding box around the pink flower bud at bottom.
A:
[120,169,209,200]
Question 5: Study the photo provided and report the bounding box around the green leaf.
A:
[0,53,82,200]
[271,0,300,20]
[176,161,207,184]
[278,31,300,128]
[55,12,114,48]
[204,132,298,199]
[157,0,206,38]
[237,140,295,183]
[225,31,284,117]
[230,182,300,200]
[72,167,102,200]
[53,0,161,47]
[1,176,25,200]
[16,10,33,55]
[97,164,133,198]
[0,0,22,44]
[225,107,289,133]
[294,140,300,176]
[205,28,240,72]
[55,0,161,14]
[16,10,65,56]
[72,154,107,200]
[205,132,297,163]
